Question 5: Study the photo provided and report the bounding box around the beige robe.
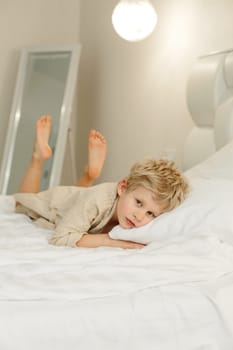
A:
[15,182,118,248]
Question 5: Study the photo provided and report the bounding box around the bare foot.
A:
[87,129,107,180]
[33,115,52,161]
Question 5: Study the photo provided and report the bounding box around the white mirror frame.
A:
[0,45,81,194]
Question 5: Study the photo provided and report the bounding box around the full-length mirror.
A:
[0,45,81,194]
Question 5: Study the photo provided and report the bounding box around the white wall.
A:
[1,0,233,187]
[77,0,233,183]
[0,0,80,184]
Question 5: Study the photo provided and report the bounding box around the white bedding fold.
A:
[1,211,233,302]
[1,197,233,349]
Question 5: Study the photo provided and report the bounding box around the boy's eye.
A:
[147,211,155,218]
[136,199,142,206]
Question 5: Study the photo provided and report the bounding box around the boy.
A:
[15,116,189,249]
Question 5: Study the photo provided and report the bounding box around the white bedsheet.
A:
[0,196,233,350]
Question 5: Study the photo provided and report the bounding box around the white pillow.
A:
[109,178,233,244]
[185,139,233,180]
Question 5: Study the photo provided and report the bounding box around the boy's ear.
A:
[117,179,127,195]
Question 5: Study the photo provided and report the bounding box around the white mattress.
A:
[0,196,233,349]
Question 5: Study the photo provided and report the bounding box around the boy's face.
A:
[115,180,163,229]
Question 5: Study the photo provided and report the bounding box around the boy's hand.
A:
[76,233,145,249]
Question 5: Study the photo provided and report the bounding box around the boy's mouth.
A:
[125,217,136,228]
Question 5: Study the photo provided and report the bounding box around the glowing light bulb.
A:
[112,0,157,42]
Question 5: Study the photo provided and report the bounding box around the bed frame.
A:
[183,48,233,169]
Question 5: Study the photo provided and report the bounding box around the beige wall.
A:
[1,0,233,186]
[77,0,233,184]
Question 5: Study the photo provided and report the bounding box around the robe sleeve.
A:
[49,194,98,247]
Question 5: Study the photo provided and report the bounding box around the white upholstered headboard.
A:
[183,49,233,170]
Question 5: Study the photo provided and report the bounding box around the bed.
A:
[1,50,233,350]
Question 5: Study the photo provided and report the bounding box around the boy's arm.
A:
[76,233,145,249]
[49,195,99,247]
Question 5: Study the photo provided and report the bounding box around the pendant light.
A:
[112,0,157,42]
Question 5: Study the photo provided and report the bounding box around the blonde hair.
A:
[124,158,189,212]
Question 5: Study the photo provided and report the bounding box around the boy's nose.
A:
[134,210,145,222]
